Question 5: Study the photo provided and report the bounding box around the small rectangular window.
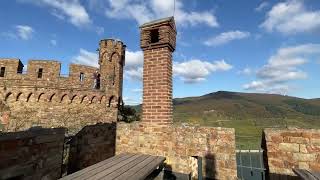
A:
[150,29,159,43]
[0,67,5,77]
[80,72,84,82]
[38,68,43,78]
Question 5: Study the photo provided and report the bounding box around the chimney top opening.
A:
[150,29,159,44]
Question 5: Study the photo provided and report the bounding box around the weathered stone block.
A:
[279,143,300,152]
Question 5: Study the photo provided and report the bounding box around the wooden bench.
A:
[293,169,320,180]
[60,153,166,180]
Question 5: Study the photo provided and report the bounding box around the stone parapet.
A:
[263,128,320,178]
[116,122,237,180]
[0,127,65,179]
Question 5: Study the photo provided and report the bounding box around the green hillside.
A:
[131,91,320,148]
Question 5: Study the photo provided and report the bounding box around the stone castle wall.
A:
[68,123,116,173]
[116,122,238,180]
[263,128,320,179]
[0,87,116,133]
[0,127,65,179]
[0,39,125,133]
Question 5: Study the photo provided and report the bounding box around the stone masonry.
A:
[116,17,237,180]
[263,128,320,178]
[0,39,125,133]
[116,122,237,179]
[68,123,116,173]
[0,127,65,179]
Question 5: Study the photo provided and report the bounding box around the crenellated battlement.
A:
[0,38,126,133]
[0,58,100,90]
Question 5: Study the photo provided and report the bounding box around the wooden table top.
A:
[60,153,166,180]
[293,168,320,180]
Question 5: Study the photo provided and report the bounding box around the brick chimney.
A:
[140,17,176,126]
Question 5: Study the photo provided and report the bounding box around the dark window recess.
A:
[37,68,43,78]
[0,67,5,77]
[150,29,159,43]
[17,60,24,73]
[80,72,84,82]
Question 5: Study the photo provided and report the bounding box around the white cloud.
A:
[104,0,218,27]
[95,26,105,35]
[173,59,233,83]
[71,49,98,67]
[238,67,253,75]
[255,2,269,12]
[71,49,144,80]
[244,44,320,94]
[261,0,320,34]
[124,50,144,80]
[71,49,233,84]
[15,25,34,40]
[124,52,234,83]
[20,0,91,27]
[131,88,142,93]
[125,50,144,69]
[125,67,143,80]
[123,96,141,105]
[204,31,250,47]
[50,39,57,46]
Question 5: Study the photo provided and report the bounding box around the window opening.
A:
[37,68,43,78]
[150,29,159,43]
[0,67,5,77]
[80,72,84,82]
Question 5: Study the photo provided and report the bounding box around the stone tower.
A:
[99,39,126,107]
[140,17,176,126]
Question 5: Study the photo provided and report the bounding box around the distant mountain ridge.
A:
[132,91,320,120]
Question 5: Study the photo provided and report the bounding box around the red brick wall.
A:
[142,47,173,125]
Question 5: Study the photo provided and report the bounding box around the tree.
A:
[118,106,140,123]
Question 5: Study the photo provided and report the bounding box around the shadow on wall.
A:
[268,174,300,180]
[205,153,216,180]
[261,132,299,180]
[0,127,65,180]
[66,122,117,174]
[146,165,189,180]
[261,131,269,180]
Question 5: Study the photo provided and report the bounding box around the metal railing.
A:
[236,148,266,180]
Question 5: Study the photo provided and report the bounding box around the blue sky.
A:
[1,0,320,105]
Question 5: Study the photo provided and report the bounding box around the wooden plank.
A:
[114,156,158,180]
[60,154,130,180]
[311,171,320,179]
[293,169,319,180]
[83,154,143,180]
[63,154,135,180]
[102,154,150,179]
[129,156,165,180]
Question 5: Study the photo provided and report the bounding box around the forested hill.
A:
[132,91,320,121]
